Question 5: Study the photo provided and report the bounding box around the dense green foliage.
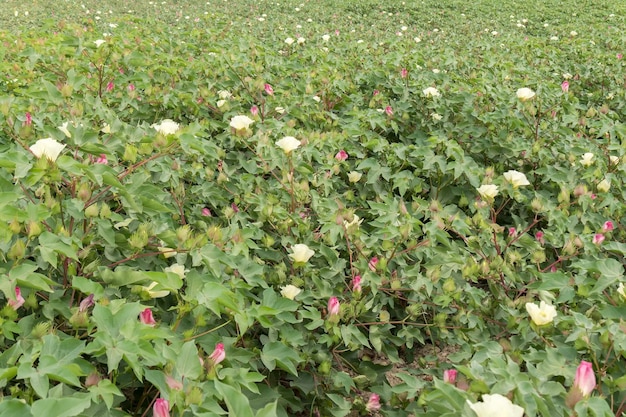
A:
[0,0,626,416]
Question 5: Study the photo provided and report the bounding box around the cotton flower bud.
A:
[76,182,92,202]
[27,221,42,238]
[9,219,21,234]
[558,187,570,204]
[573,184,588,197]
[85,203,100,218]
[217,172,229,184]
[123,144,138,163]
[60,83,73,97]
[207,226,223,243]
[8,239,26,260]
[531,198,544,213]
[429,199,441,213]
[99,203,112,219]
[176,225,192,242]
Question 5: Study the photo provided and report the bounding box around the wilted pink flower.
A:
[443,369,457,384]
[590,193,597,200]
[602,221,614,232]
[385,106,393,116]
[550,265,558,273]
[368,257,379,272]
[335,150,348,161]
[618,53,623,60]
[8,287,25,310]
[209,342,226,365]
[250,105,259,116]
[327,297,340,317]
[400,68,408,78]
[373,90,380,96]
[95,154,108,164]
[574,361,596,396]
[106,81,114,92]
[508,227,517,237]
[231,203,239,213]
[25,112,32,126]
[561,80,569,93]
[201,208,212,217]
[79,294,94,313]
[365,393,381,412]
[153,398,170,417]
[264,83,274,95]
[140,308,157,326]
[128,84,136,92]
[335,29,340,36]
[535,231,545,245]
[592,233,605,245]
[165,375,183,391]
[352,275,362,293]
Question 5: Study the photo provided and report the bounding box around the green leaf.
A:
[176,341,202,380]
[88,379,124,410]
[31,396,91,417]
[0,399,33,417]
[215,380,255,417]
[260,342,301,376]
[255,401,278,417]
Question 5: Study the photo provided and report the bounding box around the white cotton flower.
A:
[468,394,524,417]
[580,152,594,167]
[503,170,530,187]
[164,263,189,279]
[347,171,362,183]
[285,37,295,45]
[476,184,499,200]
[525,301,557,325]
[151,119,180,135]
[276,136,301,154]
[516,87,535,101]
[30,138,66,162]
[288,244,314,263]
[58,122,72,138]
[94,39,106,47]
[423,87,441,98]
[229,115,254,130]
[280,285,302,300]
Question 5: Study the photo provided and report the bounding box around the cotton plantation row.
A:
[1,1,626,416]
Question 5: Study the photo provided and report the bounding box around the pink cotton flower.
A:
[106,81,114,92]
[508,227,517,238]
[593,233,605,245]
[95,154,108,164]
[602,221,614,232]
[165,375,183,391]
[373,90,380,96]
[8,287,25,310]
[443,369,457,384]
[140,308,157,326]
[327,297,340,317]
[264,83,274,95]
[535,231,545,245]
[400,68,408,78]
[250,105,259,116]
[128,84,136,92]
[365,393,381,412]
[561,80,569,93]
[352,275,362,293]
[202,208,212,217]
[25,112,32,126]
[79,294,94,313]
[618,53,623,60]
[574,361,596,396]
[368,257,379,272]
[153,398,170,417]
[209,342,226,365]
[335,150,348,161]
[385,106,393,116]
